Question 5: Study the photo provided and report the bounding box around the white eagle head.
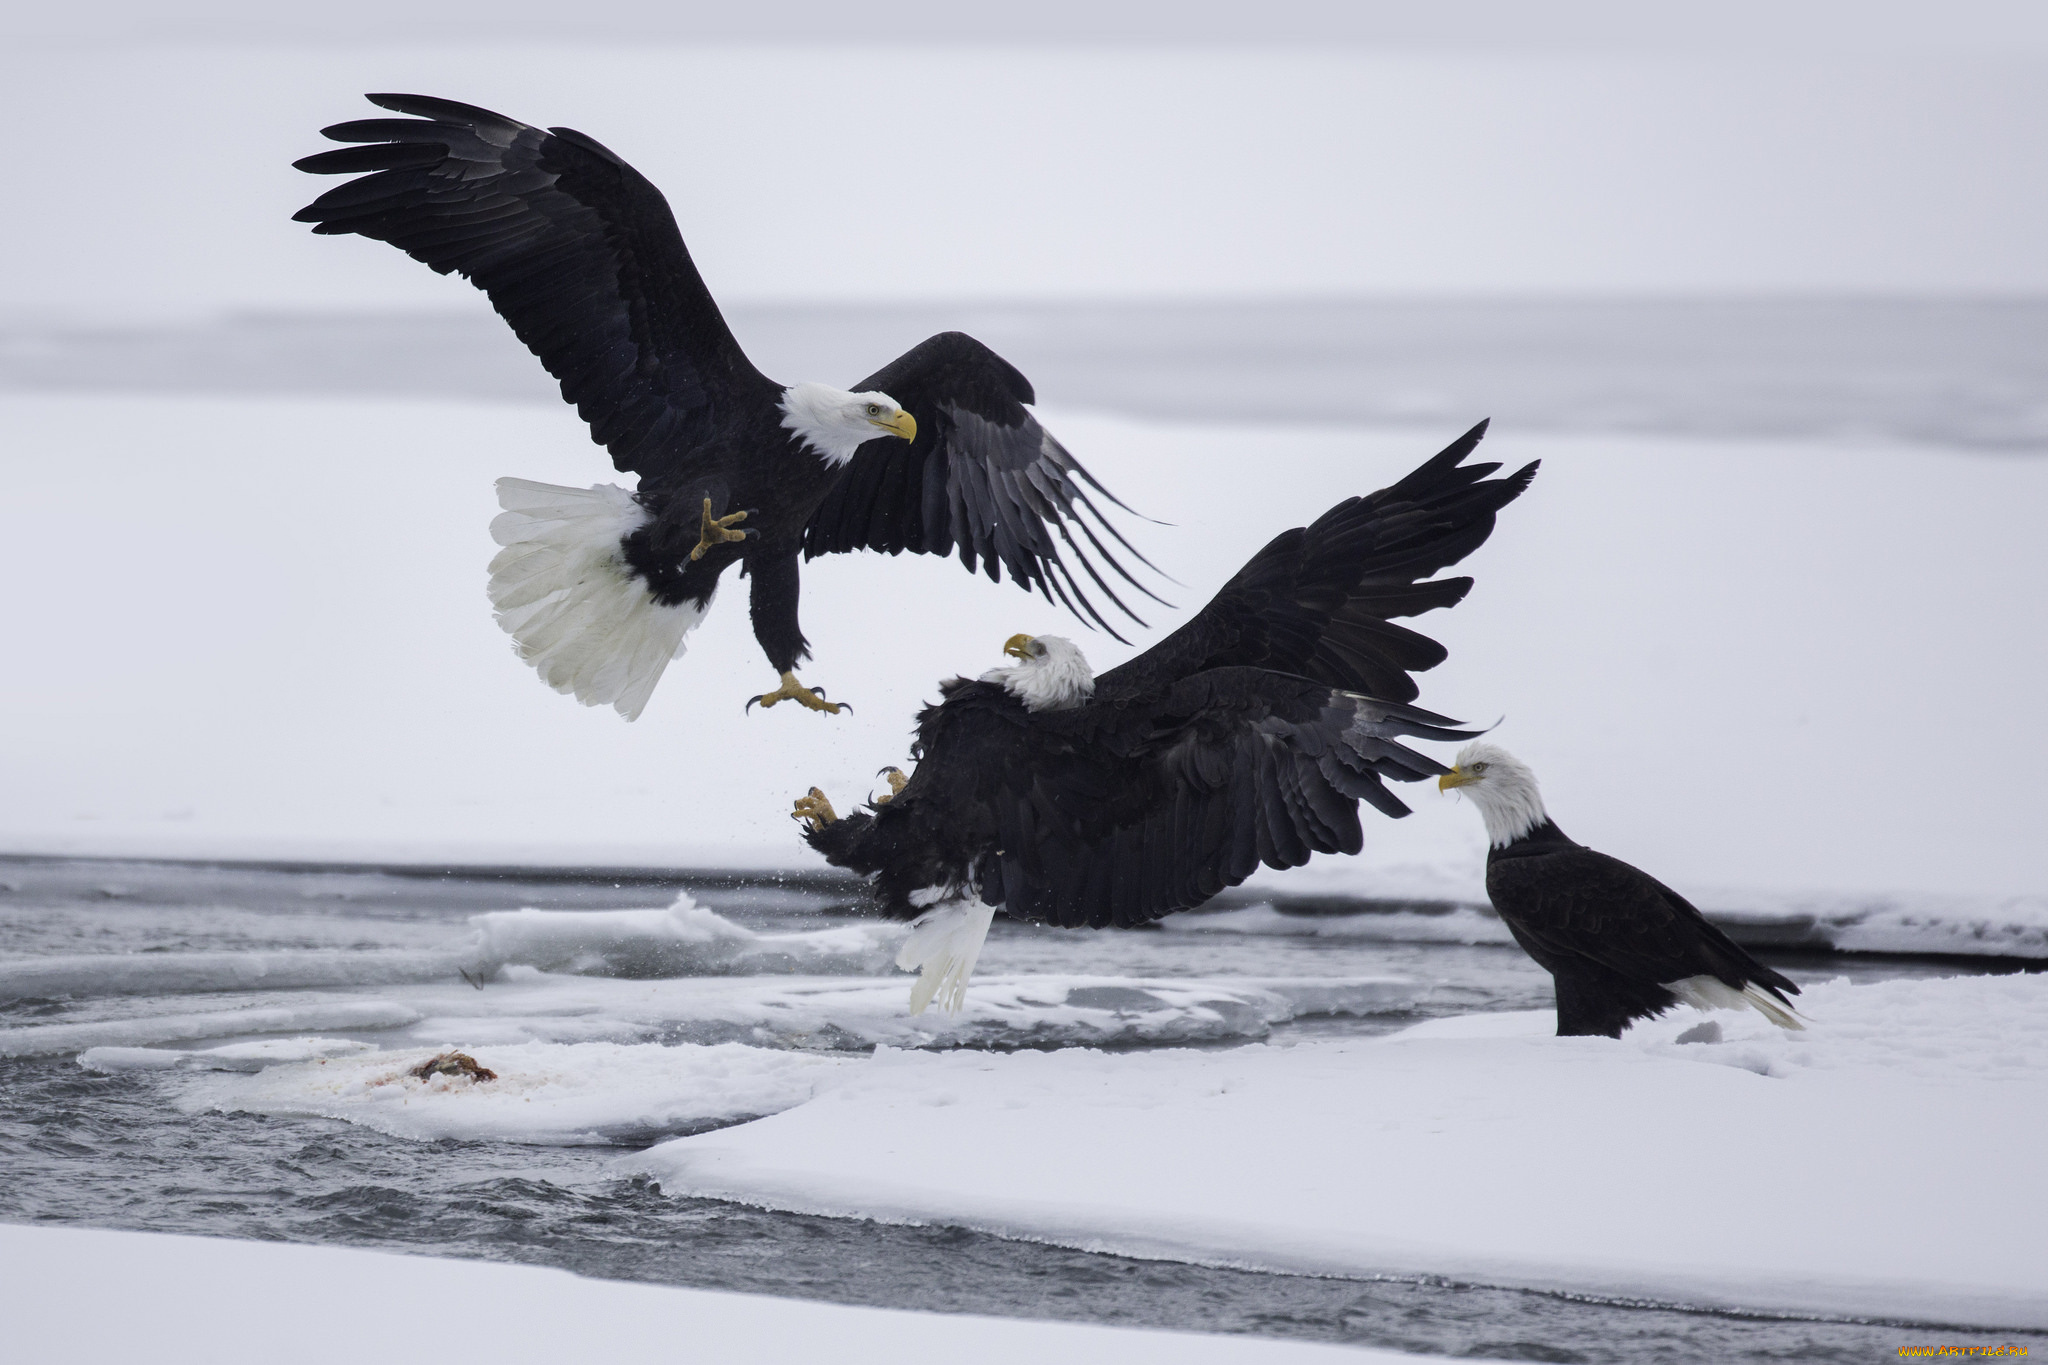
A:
[982,633,1095,712]
[1438,741,1549,848]
[779,382,917,466]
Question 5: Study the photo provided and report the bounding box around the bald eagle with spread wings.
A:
[294,94,1153,719]
[793,422,1535,1012]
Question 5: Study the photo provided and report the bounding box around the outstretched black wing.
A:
[983,671,1476,928]
[812,672,1473,928]
[294,94,778,477]
[801,332,1159,640]
[1098,420,1535,703]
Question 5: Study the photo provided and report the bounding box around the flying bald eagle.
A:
[1438,744,1804,1038]
[792,423,1534,1012]
[293,94,1153,719]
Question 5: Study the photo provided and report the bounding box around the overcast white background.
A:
[5,4,2048,314]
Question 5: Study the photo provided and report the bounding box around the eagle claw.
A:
[690,499,754,562]
[791,787,838,831]
[747,671,848,715]
[875,767,909,803]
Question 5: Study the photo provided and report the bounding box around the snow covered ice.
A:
[634,971,2048,1331]
[3,393,2045,923]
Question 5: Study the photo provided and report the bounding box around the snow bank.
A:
[181,1040,857,1145]
[1719,891,2048,960]
[1176,886,2048,961]
[465,898,901,979]
[634,971,2048,1330]
[3,395,2042,913]
[1164,903,1516,946]
[0,1224,1442,1365]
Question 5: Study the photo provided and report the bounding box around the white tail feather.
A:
[486,479,710,721]
[896,896,996,1016]
[1662,974,1807,1031]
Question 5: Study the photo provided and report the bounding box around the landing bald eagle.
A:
[1438,744,1804,1037]
[294,94,1152,720]
[793,423,1534,1012]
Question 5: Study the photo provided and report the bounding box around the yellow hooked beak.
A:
[870,409,918,443]
[1003,633,1036,660]
[1438,766,1478,792]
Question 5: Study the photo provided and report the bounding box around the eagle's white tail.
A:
[897,896,996,1016]
[486,479,710,721]
[1663,974,1806,1031]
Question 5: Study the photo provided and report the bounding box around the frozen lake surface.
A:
[2,858,2039,1363]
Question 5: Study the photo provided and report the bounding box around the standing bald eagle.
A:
[294,94,1152,720]
[1438,744,1804,1038]
[793,423,1534,1012]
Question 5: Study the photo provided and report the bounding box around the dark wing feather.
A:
[986,671,1477,928]
[802,332,1159,641]
[1098,420,1536,702]
[294,94,775,477]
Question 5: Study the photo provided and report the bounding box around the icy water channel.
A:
[2,857,2040,1365]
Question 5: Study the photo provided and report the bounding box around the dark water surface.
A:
[1,858,2039,1365]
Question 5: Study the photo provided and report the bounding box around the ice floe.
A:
[0,895,900,1007]
[79,1036,378,1073]
[632,971,2048,1330]
[372,972,1423,1053]
[4,1223,1420,1365]
[0,948,467,1000]
[0,1001,422,1058]
[181,1040,857,1145]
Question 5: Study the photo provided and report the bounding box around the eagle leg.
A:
[747,670,848,715]
[791,787,838,831]
[689,498,754,562]
[875,767,909,803]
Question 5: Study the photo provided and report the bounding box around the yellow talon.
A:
[747,671,846,715]
[690,498,750,562]
[791,787,838,831]
[876,767,908,803]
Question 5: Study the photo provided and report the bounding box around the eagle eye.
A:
[1471,762,1490,773]
[864,403,882,416]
